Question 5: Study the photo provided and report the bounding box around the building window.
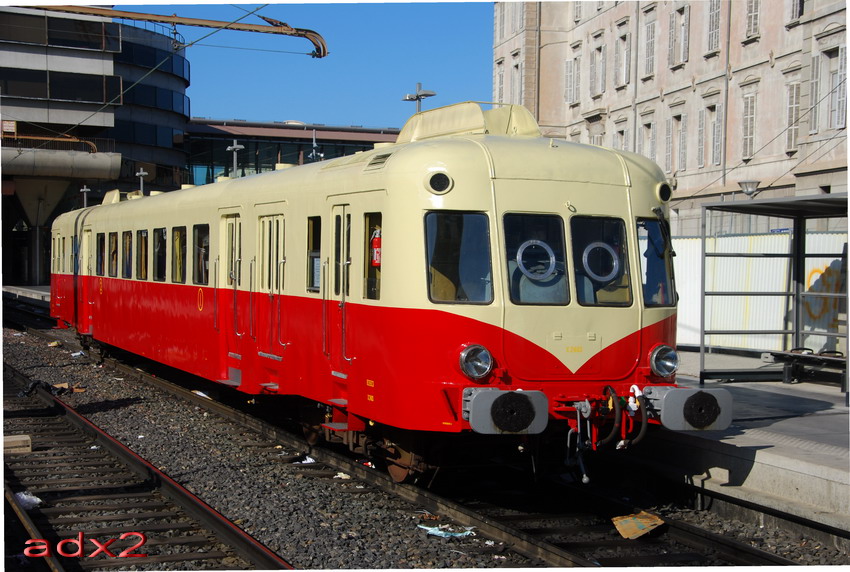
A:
[786,82,801,152]
[614,125,630,151]
[665,113,688,173]
[644,20,656,77]
[810,54,821,134]
[709,104,723,166]
[668,7,690,68]
[496,62,504,103]
[745,0,760,38]
[590,43,606,97]
[574,2,582,22]
[307,216,321,292]
[827,46,846,130]
[638,119,657,162]
[742,93,756,160]
[614,31,631,88]
[707,0,721,53]
[564,56,581,105]
[511,60,523,105]
[790,0,805,20]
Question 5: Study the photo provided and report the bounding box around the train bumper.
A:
[644,387,732,431]
[463,388,549,434]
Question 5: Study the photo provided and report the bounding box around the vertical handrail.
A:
[213,257,219,330]
[277,258,287,347]
[321,260,329,357]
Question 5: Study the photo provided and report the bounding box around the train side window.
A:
[136,230,148,280]
[571,216,633,306]
[225,216,242,287]
[637,218,676,306]
[307,216,321,292]
[333,212,351,297]
[108,232,118,277]
[193,224,210,285]
[121,231,132,279]
[425,211,493,304]
[153,227,166,282]
[364,213,381,300]
[96,233,105,276]
[172,226,187,283]
[258,216,284,292]
[504,214,569,305]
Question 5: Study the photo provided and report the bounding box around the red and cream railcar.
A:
[51,103,730,479]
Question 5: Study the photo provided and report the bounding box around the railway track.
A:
[88,339,799,567]
[3,364,291,571]
[3,313,833,567]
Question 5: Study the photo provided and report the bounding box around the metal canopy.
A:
[698,192,847,392]
[702,192,848,219]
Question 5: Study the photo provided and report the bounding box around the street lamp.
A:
[80,184,90,208]
[738,180,761,198]
[136,169,148,194]
[226,139,244,178]
[402,82,436,113]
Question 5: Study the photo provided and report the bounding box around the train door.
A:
[327,204,352,382]
[76,227,94,334]
[219,211,245,386]
[256,211,287,359]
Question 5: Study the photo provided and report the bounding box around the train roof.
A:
[56,103,666,224]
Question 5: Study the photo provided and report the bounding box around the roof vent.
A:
[365,153,392,170]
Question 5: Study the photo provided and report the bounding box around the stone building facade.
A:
[493,1,847,236]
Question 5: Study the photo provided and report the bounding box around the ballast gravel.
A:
[3,328,531,569]
[4,327,847,567]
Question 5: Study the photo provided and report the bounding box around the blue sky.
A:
[123,3,494,129]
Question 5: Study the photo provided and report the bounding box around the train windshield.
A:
[572,217,633,306]
[504,214,569,305]
[637,218,676,306]
[425,212,493,304]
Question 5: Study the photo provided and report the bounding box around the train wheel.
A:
[385,443,417,483]
[302,423,322,445]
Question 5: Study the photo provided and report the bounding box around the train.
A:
[50,102,731,482]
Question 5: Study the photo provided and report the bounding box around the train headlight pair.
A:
[649,345,679,378]
[459,344,494,380]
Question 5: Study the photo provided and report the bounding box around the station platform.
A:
[639,350,849,538]
[3,285,51,308]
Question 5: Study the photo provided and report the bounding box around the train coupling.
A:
[642,386,732,431]
[462,388,549,434]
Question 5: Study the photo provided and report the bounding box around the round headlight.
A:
[650,345,679,377]
[459,345,494,380]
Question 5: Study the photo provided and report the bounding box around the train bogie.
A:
[50,102,730,480]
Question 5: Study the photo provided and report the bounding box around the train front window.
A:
[637,219,676,306]
[425,212,493,304]
[504,214,569,305]
[571,217,632,306]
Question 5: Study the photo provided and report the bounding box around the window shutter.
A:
[679,114,688,171]
[838,46,847,128]
[810,54,820,133]
[614,39,622,87]
[590,49,597,96]
[665,118,673,172]
[565,60,574,103]
[624,33,631,85]
[650,122,657,162]
[599,45,606,93]
[668,12,677,66]
[681,6,690,62]
[712,104,723,165]
[645,22,656,76]
[708,0,720,52]
[697,109,706,168]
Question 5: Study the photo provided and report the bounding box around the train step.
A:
[328,398,348,407]
[321,422,348,432]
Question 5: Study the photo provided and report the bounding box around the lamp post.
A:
[80,184,90,208]
[136,169,148,194]
[402,82,436,113]
[226,139,244,178]
[738,180,761,198]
